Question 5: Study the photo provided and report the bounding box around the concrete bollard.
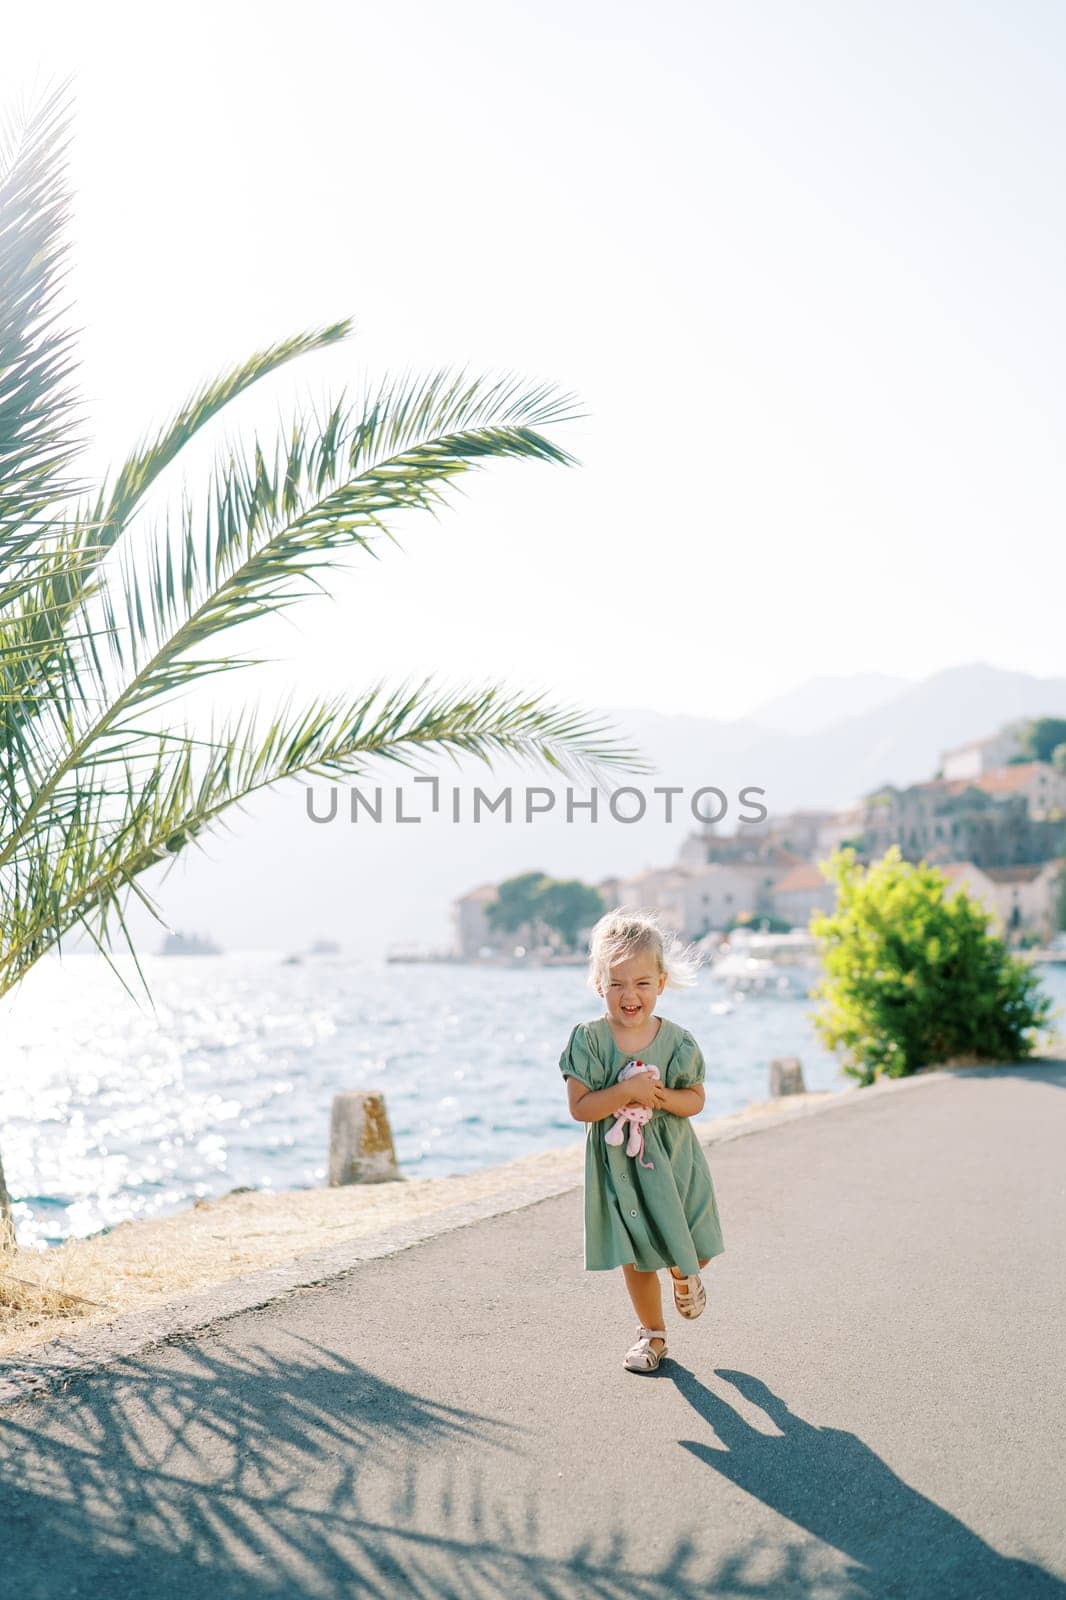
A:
[769,1056,807,1097]
[328,1091,403,1185]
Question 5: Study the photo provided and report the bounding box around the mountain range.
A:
[744,671,910,736]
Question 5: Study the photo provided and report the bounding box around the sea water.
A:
[3,951,1063,1249]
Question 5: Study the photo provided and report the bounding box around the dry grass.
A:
[0,1092,834,1361]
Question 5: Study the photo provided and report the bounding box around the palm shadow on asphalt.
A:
[3,1330,1064,1598]
[668,1362,1066,1599]
[0,1332,831,1599]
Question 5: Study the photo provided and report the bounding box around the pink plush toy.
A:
[605,1060,659,1169]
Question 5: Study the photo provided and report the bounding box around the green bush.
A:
[809,846,1054,1085]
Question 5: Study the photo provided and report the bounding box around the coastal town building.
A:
[681,863,766,931]
[951,761,1066,822]
[452,883,503,958]
[981,861,1065,939]
[936,860,998,909]
[763,810,839,858]
[815,807,866,856]
[770,862,836,925]
[937,860,1065,941]
[610,866,689,935]
[856,779,1066,870]
[612,862,766,938]
[678,820,791,868]
[941,725,1027,781]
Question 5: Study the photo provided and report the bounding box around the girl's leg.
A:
[621,1262,666,1355]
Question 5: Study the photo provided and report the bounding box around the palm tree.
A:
[0,89,647,1238]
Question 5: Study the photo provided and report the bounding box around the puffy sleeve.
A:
[668,1029,707,1090]
[559,1022,606,1092]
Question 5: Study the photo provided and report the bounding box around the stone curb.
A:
[0,1062,1010,1409]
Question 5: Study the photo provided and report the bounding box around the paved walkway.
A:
[2,1062,1065,1599]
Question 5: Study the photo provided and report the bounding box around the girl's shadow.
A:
[669,1364,1065,1600]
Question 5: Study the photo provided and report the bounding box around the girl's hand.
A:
[622,1070,659,1109]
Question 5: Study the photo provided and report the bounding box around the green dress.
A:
[559,1014,726,1275]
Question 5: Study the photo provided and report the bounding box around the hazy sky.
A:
[3,0,1064,726]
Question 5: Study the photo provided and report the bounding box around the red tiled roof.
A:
[982,864,1050,884]
[922,776,989,797]
[922,764,1053,801]
[974,763,1048,795]
[772,863,827,894]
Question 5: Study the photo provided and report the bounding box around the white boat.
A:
[712,951,776,985]
[708,928,820,996]
[160,930,222,957]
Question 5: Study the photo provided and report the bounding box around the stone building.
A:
[681,809,840,871]
[938,859,1065,942]
[677,864,765,936]
[816,807,866,857]
[767,810,839,858]
[962,761,1066,822]
[982,861,1066,940]
[770,862,837,926]
[611,860,789,940]
[452,883,502,958]
[856,780,1065,870]
[609,867,689,935]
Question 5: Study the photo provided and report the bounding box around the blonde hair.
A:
[586,907,703,994]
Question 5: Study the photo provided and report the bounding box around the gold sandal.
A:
[623,1325,669,1373]
[671,1271,706,1320]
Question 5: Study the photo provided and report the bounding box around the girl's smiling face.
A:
[600,950,667,1031]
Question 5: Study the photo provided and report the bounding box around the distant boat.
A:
[281,953,304,966]
[709,928,819,997]
[308,939,341,956]
[160,930,222,957]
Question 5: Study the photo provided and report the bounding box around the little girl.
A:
[559,908,725,1373]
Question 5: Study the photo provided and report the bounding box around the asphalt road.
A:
[2,1062,1065,1599]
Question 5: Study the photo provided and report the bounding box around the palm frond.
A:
[0,319,354,769]
[0,324,355,711]
[0,678,647,992]
[0,370,582,863]
[114,367,579,687]
[0,82,82,586]
[79,320,353,568]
